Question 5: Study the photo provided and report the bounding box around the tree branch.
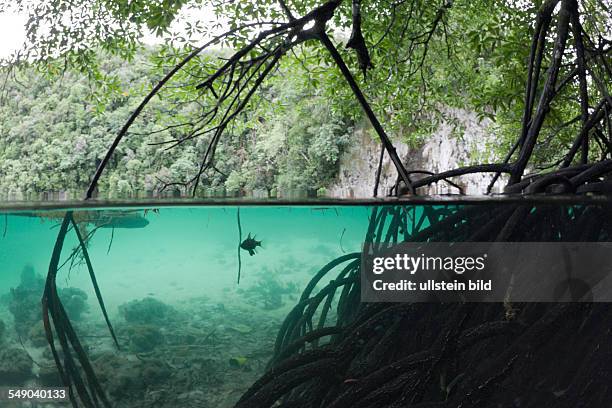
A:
[318,33,415,194]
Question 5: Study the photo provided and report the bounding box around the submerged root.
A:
[237,203,612,407]
[42,212,118,408]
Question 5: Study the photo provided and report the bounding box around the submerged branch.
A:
[237,207,243,284]
[70,218,120,350]
[43,212,112,407]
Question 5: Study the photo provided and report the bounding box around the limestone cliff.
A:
[328,108,503,197]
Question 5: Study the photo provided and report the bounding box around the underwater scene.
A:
[0,205,369,407]
[0,202,611,407]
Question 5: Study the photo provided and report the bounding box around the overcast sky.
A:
[0,6,220,59]
[0,12,27,58]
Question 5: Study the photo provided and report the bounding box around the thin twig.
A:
[237,207,243,284]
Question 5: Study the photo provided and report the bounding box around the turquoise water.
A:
[1,207,368,310]
[0,205,370,407]
[1,201,611,407]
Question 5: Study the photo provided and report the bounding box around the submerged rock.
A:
[94,353,169,399]
[27,322,48,347]
[0,347,32,385]
[0,319,5,343]
[9,265,88,337]
[19,264,45,291]
[37,363,63,387]
[9,290,41,337]
[60,287,89,320]
[119,297,176,325]
[125,324,164,352]
[9,265,46,337]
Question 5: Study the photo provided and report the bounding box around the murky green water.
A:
[1,200,610,407]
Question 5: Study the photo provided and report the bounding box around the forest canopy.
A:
[0,49,351,195]
[0,0,611,196]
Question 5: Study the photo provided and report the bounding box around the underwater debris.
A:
[175,390,208,406]
[0,347,32,385]
[119,297,176,325]
[143,208,160,216]
[95,211,150,229]
[240,233,262,256]
[125,324,164,352]
[0,319,4,343]
[228,324,253,334]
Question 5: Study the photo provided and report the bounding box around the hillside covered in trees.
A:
[0,49,353,196]
[1,0,602,197]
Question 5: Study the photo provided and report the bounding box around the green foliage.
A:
[0,49,351,195]
[3,0,535,142]
[1,0,611,193]
[224,69,352,194]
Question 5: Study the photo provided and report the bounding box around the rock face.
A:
[328,108,504,198]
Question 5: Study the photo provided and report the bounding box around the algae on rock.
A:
[119,297,176,325]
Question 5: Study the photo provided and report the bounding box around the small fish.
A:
[240,233,262,256]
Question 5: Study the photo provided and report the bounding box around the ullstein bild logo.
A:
[361,242,612,302]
